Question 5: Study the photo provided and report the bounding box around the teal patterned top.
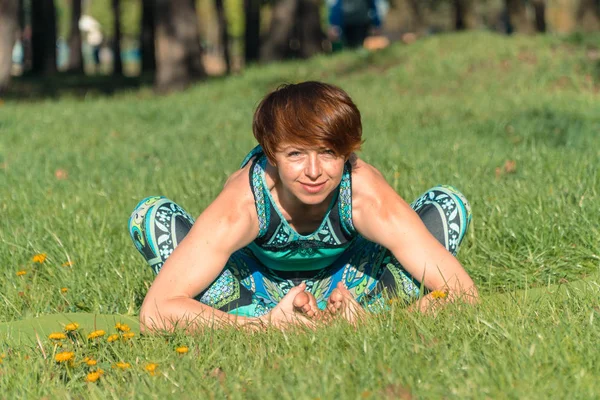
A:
[240,146,357,271]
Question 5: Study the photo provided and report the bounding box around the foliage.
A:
[1,32,600,397]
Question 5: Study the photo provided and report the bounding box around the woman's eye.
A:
[288,151,301,157]
[324,149,335,155]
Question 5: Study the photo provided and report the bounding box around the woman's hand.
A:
[257,283,315,330]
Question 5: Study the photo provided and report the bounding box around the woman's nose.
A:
[304,154,322,180]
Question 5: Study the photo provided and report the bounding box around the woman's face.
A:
[272,143,346,206]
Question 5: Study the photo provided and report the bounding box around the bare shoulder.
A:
[202,162,257,227]
[350,157,392,211]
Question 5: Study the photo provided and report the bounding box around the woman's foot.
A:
[327,282,365,325]
[292,288,320,318]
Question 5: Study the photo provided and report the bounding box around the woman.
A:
[129,81,477,331]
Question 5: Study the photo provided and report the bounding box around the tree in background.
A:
[67,0,84,72]
[505,0,533,34]
[31,0,57,75]
[215,0,231,74]
[577,0,600,31]
[154,0,205,93]
[260,0,324,62]
[0,0,19,92]
[260,0,296,61]
[140,0,155,73]
[454,0,476,30]
[244,0,261,64]
[112,0,123,75]
[531,0,546,33]
[505,0,546,34]
[294,0,325,58]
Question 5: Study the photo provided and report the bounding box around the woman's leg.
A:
[315,185,472,310]
[129,197,259,316]
[128,196,345,318]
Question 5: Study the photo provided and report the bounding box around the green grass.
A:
[1,32,599,398]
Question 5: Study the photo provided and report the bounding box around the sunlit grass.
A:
[0,32,599,398]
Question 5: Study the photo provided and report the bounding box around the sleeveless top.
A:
[240,145,358,271]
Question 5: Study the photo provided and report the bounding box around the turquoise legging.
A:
[128,185,471,317]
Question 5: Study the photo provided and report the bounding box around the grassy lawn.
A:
[0,32,599,398]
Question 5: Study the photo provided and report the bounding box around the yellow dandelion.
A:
[115,322,131,332]
[62,261,73,267]
[32,253,47,264]
[113,361,131,369]
[16,270,26,276]
[85,369,104,382]
[64,322,79,332]
[175,346,189,355]
[86,371,101,382]
[55,351,75,363]
[122,332,135,340]
[84,357,97,366]
[107,334,119,343]
[60,287,68,293]
[87,330,106,340]
[48,332,66,340]
[431,290,447,299]
[145,363,159,376]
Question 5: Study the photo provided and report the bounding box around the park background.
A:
[1,0,600,398]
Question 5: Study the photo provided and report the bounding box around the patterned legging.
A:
[128,185,471,317]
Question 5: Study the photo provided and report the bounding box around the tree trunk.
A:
[244,0,260,64]
[112,0,123,75]
[18,0,32,72]
[0,0,19,93]
[296,0,324,58]
[215,0,231,74]
[406,0,427,34]
[454,0,477,30]
[505,0,534,34]
[154,0,205,93]
[530,0,546,33]
[577,0,600,32]
[260,0,297,62]
[140,0,156,73]
[67,0,83,72]
[31,0,57,75]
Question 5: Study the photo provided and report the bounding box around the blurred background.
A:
[0,0,599,96]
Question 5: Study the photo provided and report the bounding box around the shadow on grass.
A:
[3,72,156,101]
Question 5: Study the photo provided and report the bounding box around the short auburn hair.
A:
[252,81,363,162]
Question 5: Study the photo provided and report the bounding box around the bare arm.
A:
[351,162,478,311]
[139,169,261,332]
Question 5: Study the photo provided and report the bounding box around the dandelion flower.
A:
[145,363,159,376]
[86,369,104,382]
[175,346,188,355]
[122,332,135,340]
[64,322,80,332]
[88,330,106,340]
[86,371,101,382]
[84,357,97,366]
[55,351,75,363]
[115,322,131,332]
[60,287,68,293]
[32,253,47,264]
[48,332,66,340]
[16,270,26,276]
[113,361,131,369]
[107,334,119,343]
[62,261,73,267]
[431,290,447,299]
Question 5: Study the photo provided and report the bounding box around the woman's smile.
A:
[299,181,327,194]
